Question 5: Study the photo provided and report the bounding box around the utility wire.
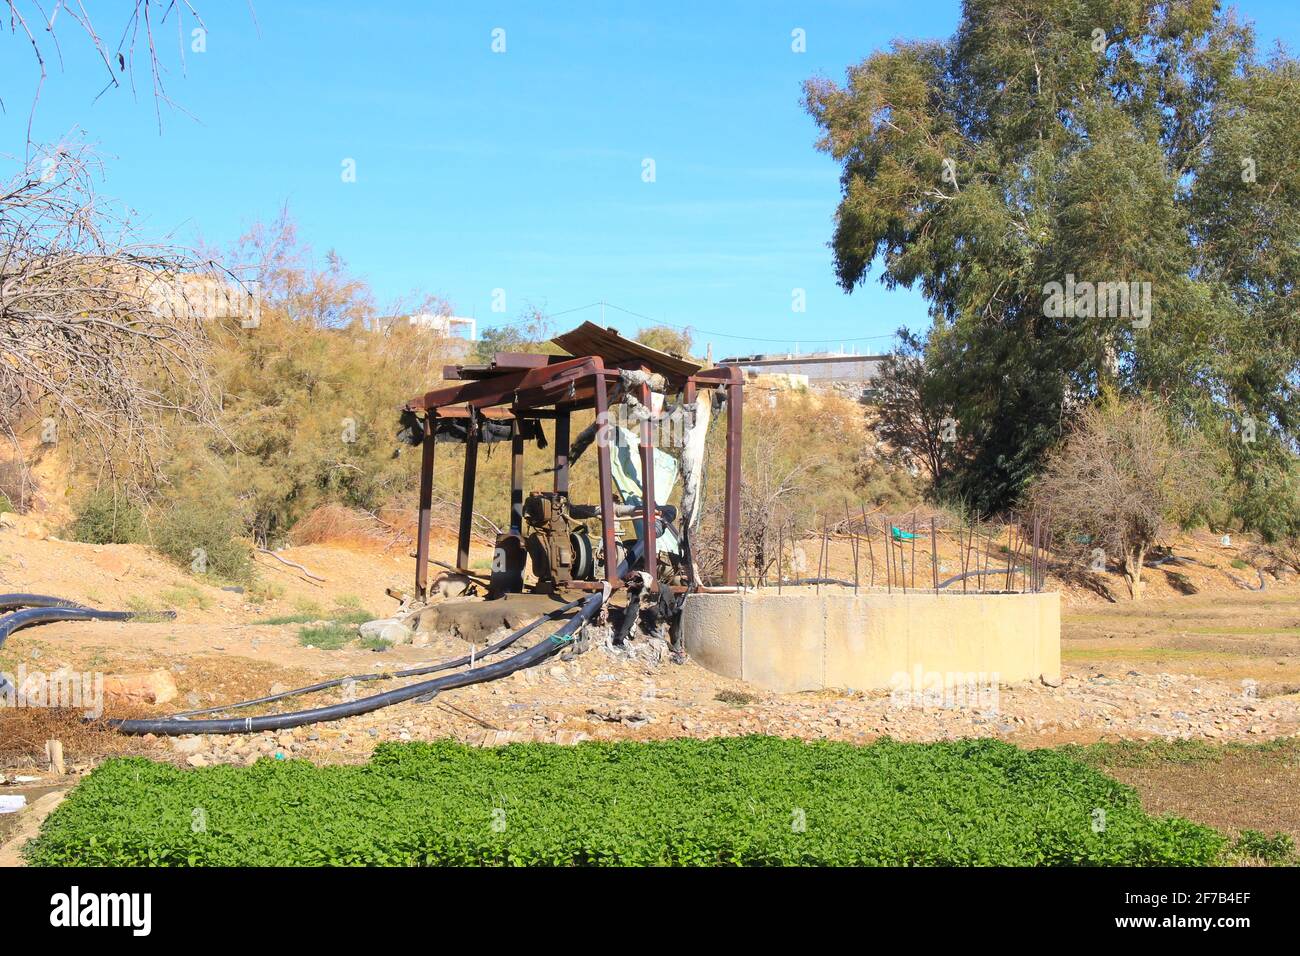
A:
[561,299,898,347]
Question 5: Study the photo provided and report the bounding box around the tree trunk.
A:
[1123,545,1147,600]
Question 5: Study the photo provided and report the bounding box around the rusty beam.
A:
[554,408,571,495]
[637,374,657,585]
[592,364,620,587]
[457,411,479,570]
[722,372,742,587]
[510,420,525,534]
[414,414,436,599]
[407,355,593,412]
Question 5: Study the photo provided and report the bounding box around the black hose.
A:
[171,596,587,718]
[111,591,605,735]
[0,603,177,694]
[0,593,88,612]
[1,605,176,651]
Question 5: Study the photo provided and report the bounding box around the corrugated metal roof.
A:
[551,321,701,380]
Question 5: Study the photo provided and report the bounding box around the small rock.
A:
[359,618,414,646]
[186,754,210,768]
[104,669,179,706]
[554,730,590,745]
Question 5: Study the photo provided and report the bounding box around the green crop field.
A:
[24,736,1225,867]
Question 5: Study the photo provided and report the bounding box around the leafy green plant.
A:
[1231,829,1294,864]
[257,604,374,649]
[24,737,1225,867]
[123,595,174,623]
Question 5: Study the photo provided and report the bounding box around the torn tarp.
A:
[396,409,547,447]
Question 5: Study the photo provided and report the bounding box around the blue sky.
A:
[3,1,1297,356]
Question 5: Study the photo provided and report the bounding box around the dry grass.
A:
[1089,739,1300,851]
[288,503,404,551]
[0,707,159,769]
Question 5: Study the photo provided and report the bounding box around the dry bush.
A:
[0,144,218,493]
[0,708,156,768]
[1026,396,1220,599]
[0,457,37,513]
[288,504,398,550]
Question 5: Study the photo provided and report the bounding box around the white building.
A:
[406,313,476,340]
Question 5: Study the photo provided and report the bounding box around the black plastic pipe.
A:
[112,591,604,735]
[0,593,88,612]
[0,602,176,694]
[0,605,176,651]
[172,596,587,718]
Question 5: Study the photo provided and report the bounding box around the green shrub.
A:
[1232,829,1294,864]
[24,737,1225,867]
[297,621,357,649]
[65,490,145,545]
[149,497,253,584]
[123,595,174,623]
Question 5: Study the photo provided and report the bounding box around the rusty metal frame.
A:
[406,346,743,599]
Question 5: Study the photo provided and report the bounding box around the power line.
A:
[558,299,899,346]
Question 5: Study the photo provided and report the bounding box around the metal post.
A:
[777,521,783,593]
[414,414,436,599]
[456,410,479,572]
[592,370,620,587]
[722,377,743,587]
[1032,515,1041,592]
[636,377,657,586]
[553,408,571,495]
[910,511,917,590]
[863,503,875,588]
[847,502,859,594]
[509,420,525,534]
[961,518,969,595]
[1005,518,1016,592]
[930,516,939,594]
[883,516,892,593]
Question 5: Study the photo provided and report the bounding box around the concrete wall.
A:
[682,589,1060,693]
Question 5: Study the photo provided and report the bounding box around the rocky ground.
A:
[139,639,1300,772]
